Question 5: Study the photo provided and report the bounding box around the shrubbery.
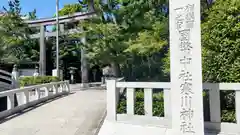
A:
[19,76,60,87]
[117,90,236,123]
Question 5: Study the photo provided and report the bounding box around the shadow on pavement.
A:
[0,92,75,124]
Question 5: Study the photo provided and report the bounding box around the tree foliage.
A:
[73,0,170,79]
[0,0,31,63]
[82,21,126,64]
[58,3,84,16]
[202,0,240,82]
[124,10,168,56]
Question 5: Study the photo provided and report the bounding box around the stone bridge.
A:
[0,80,239,135]
[0,83,106,135]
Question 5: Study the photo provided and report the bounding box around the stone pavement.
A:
[0,85,106,135]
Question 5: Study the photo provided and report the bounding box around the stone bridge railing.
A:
[106,80,240,134]
[0,81,70,119]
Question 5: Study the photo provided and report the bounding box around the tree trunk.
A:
[111,62,120,77]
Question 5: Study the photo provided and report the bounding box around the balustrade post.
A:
[60,83,63,92]
[24,91,29,103]
[66,81,70,92]
[18,91,29,105]
[144,88,153,116]
[7,94,14,110]
[127,88,135,115]
[63,83,67,92]
[236,90,240,125]
[209,85,221,123]
[53,84,58,94]
[58,84,62,93]
[106,79,117,121]
[36,88,40,100]
[45,87,49,97]
[164,88,171,119]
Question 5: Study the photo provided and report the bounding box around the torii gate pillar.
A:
[81,36,89,87]
[39,25,46,76]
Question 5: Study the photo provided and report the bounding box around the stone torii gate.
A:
[24,3,96,85]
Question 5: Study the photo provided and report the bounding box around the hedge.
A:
[117,89,236,123]
[19,76,60,87]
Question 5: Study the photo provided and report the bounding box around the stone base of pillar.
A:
[52,69,63,80]
[80,83,89,88]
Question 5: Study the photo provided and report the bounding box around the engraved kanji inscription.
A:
[175,3,196,134]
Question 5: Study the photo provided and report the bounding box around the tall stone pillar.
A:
[170,0,204,134]
[81,36,89,87]
[39,25,46,76]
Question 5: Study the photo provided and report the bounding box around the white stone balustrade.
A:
[0,81,70,119]
[106,80,240,134]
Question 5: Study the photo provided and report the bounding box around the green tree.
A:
[124,10,168,56]
[200,0,240,119]
[59,3,84,16]
[80,20,127,77]
[74,0,169,79]
[0,0,31,63]
[202,0,240,83]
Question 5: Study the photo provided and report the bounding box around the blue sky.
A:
[0,0,80,18]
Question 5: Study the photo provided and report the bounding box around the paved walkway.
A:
[0,85,106,135]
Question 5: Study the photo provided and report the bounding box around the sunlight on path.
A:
[0,88,106,135]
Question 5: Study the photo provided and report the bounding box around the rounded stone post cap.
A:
[35,66,39,73]
[13,64,18,71]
